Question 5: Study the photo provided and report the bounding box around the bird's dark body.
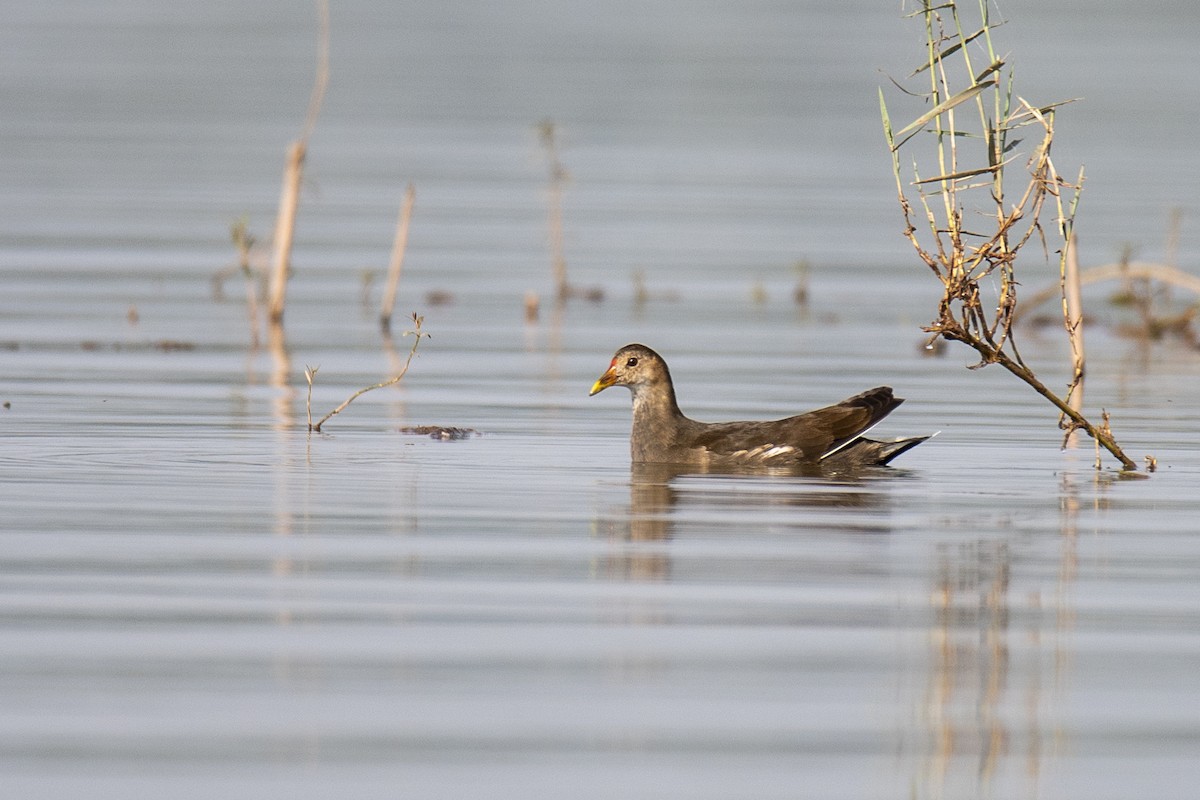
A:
[590,343,928,469]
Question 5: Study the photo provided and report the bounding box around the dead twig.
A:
[309,314,428,432]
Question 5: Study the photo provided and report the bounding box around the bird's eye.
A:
[625,357,639,368]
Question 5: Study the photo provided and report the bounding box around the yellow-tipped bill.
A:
[589,362,618,396]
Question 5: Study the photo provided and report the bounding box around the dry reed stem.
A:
[538,120,570,301]
[1062,234,1084,444]
[266,140,305,324]
[380,183,416,331]
[310,314,428,432]
[266,318,293,430]
[300,0,330,144]
[1018,262,1200,315]
[881,0,1136,470]
[266,0,330,325]
[230,219,263,348]
[524,291,540,323]
[1165,208,1182,269]
[304,365,318,430]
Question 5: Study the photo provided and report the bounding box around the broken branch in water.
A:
[880,0,1137,470]
[309,313,428,432]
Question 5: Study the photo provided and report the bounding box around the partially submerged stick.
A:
[1062,234,1085,445]
[308,314,428,432]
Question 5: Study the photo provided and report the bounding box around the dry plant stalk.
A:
[266,141,305,324]
[1062,234,1085,435]
[880,0,1136,470]
[1016,213,1197,349]
[380,183,417,332]
[538,120,570,301]
[267,0,330,325]
[1016,261,1200,320]
[308,313,428,432]
[230,218,263,347]
[304,365,319,430]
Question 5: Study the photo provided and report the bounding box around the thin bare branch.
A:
[311,314,429,432]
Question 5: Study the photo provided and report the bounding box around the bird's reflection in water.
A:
[601,461,912,581]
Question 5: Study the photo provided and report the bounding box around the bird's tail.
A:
[869,434,932,465]
[824,432,937,467]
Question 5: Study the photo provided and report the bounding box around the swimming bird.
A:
[589,343,929,468]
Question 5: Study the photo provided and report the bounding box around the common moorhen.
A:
[590,343,929,468]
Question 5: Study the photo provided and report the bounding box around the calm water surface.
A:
[3,2,1200,799]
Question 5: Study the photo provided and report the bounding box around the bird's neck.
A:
[628,382,685,462]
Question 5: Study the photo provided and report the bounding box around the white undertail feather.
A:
[819,418,887,460]
[728,444,794,461]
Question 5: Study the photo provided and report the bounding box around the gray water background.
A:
[2,2,1200,798]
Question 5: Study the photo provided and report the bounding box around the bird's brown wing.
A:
[811,387,903,458]
[684,387,902,462]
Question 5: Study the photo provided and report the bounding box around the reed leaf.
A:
[908,26,993,77]
[973,58,1005,84]
[894,79,996,138]
[912,153,1019,184]
[879,88,896,151]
